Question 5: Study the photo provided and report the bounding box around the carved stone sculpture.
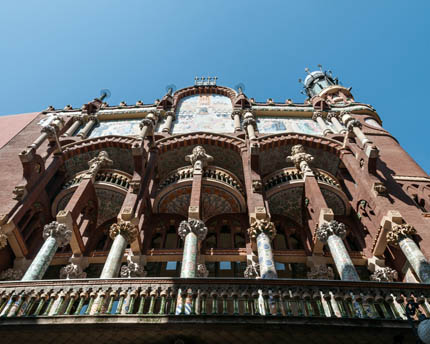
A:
[315,220,347,243]
[42,221,72,247]
[252,180,263,193]
[87,151,113,179]
[59,263,87,279]
[387,224,416,246]
[286,144,314,173]
[185,146,213,173]
[244,261,260,278]
[0,268,23,281]
[196,263,209,277]
[109,222,138,243]
[178,219,208,241]
[120,256,147,278]
[247,219,276,240]
[307,265,335,280]
[370,267,398,282]
[0,229,7,249]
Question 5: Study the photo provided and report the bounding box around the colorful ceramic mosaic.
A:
[88,120,144,138]
[257,116,326,135]
[268,187,304,224]
[201,186,240,221]
[171,94,234,133]
[158,187,191,217]
[320,188,346,215]
[180,232,198,278]
[95,188,125,227]
[257,233,277,279]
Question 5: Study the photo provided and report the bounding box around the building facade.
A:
[0,71,429,343]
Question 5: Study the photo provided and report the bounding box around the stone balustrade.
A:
[62,169,131,191]
[263,167,340,192]
[159,166,245,195]
[0,278,429,321]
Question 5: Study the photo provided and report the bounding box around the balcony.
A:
[0,278,423,343]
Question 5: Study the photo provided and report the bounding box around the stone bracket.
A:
[372,210,403,256]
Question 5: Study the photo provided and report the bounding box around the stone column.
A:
[162,111,176,133]
[248,219,277,279]
[77,115,98,139]
[242,111,257,140]
[327,112,347,134]
[312,111,332,136]
[178,219,208,278]
[100,222,138,279]
[387,224,430,283]
[21,222,72,281]
[63,115,84,137]
[231,110,242,132]
[315,220,360,281]
[140,111,159,139]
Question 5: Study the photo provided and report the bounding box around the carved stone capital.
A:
[386,223,416,246]
[286,144,314,173]
[139,118,155,130]
[60,263,87,279]
[196,264,209,277]
[231,109,242,120]
[326,112,339,120]
[109,222,138,243]
[248,219,276,240]
[178,219,208,241]
[242,117,257,129]
[41,125,57,138]
[129,180,141,194]
[307,265,334,280]
[0,268,23,281]
[87,151,113,179]
[165,110,176,120]
[315,220,346,243]
[0,229,7,249]
[185,146,213,173]
[42,221,72,247]
[370,267,398,282]
[346,119,362,132]
[312,111,324,121]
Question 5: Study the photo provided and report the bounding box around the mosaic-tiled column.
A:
[178,219,208,278]
[315,220,360,281]
[248,219,277,279]
[100,222,138,279]
[21,222,72,281]
[387,224,430,283]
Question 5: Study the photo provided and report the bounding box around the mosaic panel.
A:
[158,187,191,218]
[64,147,134,177]
[171,94,234,133]
[201,186,239,221]
[257,116,324,135]
[259,145,339,177]
[268,187,304,224]
[88,119,143,138]
[158,144,243,182]
[95,188,125,227]
[321,188,346,215]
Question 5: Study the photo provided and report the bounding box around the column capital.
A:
[315,220,346,243]
[286,144,314,173]
[41,124,57,138]
[326,111,339,120]
[185,146,213,173]
[386,223,416,246]
[311,111,324,120]
[165,110,176,120]
[346,119,362,132]
[178,218,208,241]
[109,222,138,244]
[247,218,276,240]
[59,263,87,279]
[139,118,156,130]
[42,221,72,247]
[196,263,209,277]
[231,109,243,120]
[242,117,257,129]
[0,229,7,249]
[370,267,398,282]
[86,151,113,179]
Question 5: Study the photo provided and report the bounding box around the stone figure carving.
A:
[286,144,314,174]
[185,146,213,173]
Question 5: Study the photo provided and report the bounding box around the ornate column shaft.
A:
[77,115,98,139]
[178,219,208,278]
[387,224,430,283]
[140,111,159,139]
[100,222,138,278]
[312,111,332,136]
[316,220,360,281]
[63,115,84,137]
[162,111,175,133]
[21,222,72,281]
[327,112,347,134]
[242,111,257,140]
[248,219,277,279]
[231,110,242,132]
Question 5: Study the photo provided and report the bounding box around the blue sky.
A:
[0,1,429,172]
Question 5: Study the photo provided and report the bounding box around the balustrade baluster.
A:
[375,293,390,320]
[1,295,16,317]
[137,290,147,315]
[200,292,207,315]
[251,291,260,316]
[85,291,96,315]
[211,291,218,315]
[190,290,197,315]
[417,295,430,318]
[64,292,77,315]
[232,292,239,315]
[147,290,157,315]
[74,292,87,315]
[127,290,137,314]
[10,293,26,317]
[23,294,37,316]
[293,290,303,317]
[343,292,355,318]
[53,292,67,316]
[33,293,48,316]
[106,291,117,314]
[43,293,56,316]
[302,291,313,317]
[282,291,292,316]
[241,292,250,315]
[221,292,228,315]
[323,292,335,317]
[334,293,347,318]
[115,291,126,315]
[169,290,177,315]
[158,289,167,315]
[94,291,106,315]
[313,291,325,317]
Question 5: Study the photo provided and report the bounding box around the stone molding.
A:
[109,222,139,244]
[315,220,347,243]
[177,219,208,241]
[386,224,416,246]
[247,219,276,241]
[42,221,72,247]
